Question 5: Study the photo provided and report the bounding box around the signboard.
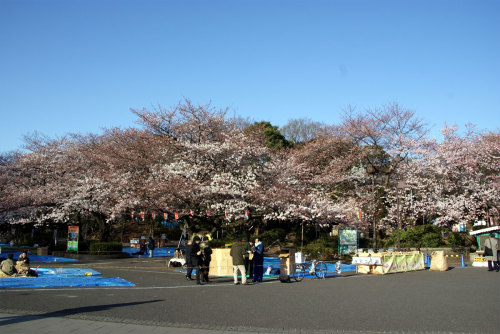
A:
[338,228,358,254]
[356,252,425,274]
[67,226,79,251]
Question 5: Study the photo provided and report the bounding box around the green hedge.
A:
[89,241,123,255]
[301,236,338,260]
[255,228,287,246]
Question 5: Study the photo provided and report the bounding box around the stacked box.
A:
[209,248,233,276]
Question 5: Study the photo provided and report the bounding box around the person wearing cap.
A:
[484,233,498,272]
[190,236,203,284]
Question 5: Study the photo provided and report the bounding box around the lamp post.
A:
[396,180,407,251]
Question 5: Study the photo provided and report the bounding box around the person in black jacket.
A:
[200,237,212,282]
[184,240,193,280]
[190,236,203,285]
[147,236,155,258]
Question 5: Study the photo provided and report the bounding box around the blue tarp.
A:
[0,268,134,289]
[36,268,101,276]
[0,252,77,263]
[0,276,134,289]
[122,247,176,257]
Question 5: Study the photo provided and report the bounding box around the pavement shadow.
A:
[0,299,163,326]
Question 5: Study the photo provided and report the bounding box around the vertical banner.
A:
[338,228,358,254]
[67,226,79,251]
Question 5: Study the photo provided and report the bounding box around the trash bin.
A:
[279,248,295,283]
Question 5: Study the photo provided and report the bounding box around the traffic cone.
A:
[460,254,466,268]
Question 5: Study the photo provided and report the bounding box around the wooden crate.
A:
[209,248,233,276]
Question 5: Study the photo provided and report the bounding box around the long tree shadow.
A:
[0,299,163,326]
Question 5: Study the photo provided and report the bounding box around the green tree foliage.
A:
[301,236,338,259]
[385,225,445,248]
[247,121,292,150]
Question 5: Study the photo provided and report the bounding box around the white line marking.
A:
[0,280,279,292]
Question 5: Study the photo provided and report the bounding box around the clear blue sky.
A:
[1,0,499,153]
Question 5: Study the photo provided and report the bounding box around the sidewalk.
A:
[0,313,257,334]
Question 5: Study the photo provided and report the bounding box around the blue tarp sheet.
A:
[36,268,101,276]
[0,276,134,289]
[0,268,134,289]
[0,252,77,263]
[122,247,176,257]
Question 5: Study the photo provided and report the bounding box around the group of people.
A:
[184,236,212,285]
[0,252,37,277]
[484,233,499,272]
[183,236,264,285]
[230,238,264,285]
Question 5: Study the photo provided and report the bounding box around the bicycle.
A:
[293,256,333,281]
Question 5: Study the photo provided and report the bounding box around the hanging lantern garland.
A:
[129,208,255,222]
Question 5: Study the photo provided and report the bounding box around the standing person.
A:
[230,238,247,285]
[190,236,203,285]
[252,238,264,282]
[244,239,254,281]
[484,233,498,272]
[148,236,155,258]
[200,237,212,282]
[184,240,193,280]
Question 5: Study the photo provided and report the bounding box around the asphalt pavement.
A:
[0,257,498,334]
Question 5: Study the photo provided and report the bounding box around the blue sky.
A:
[1,0,499,153]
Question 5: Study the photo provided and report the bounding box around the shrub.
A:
[447,232,465,248]
[384,225,445,248]
[301,236,338,260]
[22,233,35,246]
[51,242,67,252]
[420,232,442,247]
[256,228,287,246]
[209,239,227,248]
[89,241,123,255]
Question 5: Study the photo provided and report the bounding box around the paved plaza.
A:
[0,257,498,334]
